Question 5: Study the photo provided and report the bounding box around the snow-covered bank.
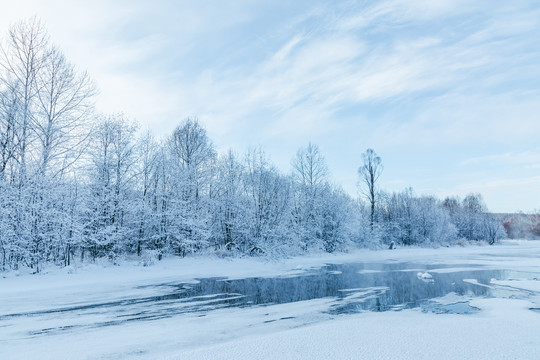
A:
[174,297,540,360]
[1,240,539,359]
[1,240,539,315]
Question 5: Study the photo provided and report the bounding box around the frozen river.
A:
[1,241,540,359]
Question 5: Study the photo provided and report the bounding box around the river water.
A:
[2,260,538,338]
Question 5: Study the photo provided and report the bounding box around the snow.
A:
[416,271,434,282]
[175,298,540,360]
[491,279,540,292]
[1,240,540,359]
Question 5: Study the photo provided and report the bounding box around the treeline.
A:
[501,213,540,239]
[0,19,505,272]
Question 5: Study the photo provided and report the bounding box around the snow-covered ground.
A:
[1,240,539,359]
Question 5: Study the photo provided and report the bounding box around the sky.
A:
[2,0,539,213]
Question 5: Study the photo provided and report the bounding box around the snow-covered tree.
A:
[0,17,508,271]
[210,150,248,252]
[83,114,138,260]
[243,149,291,255]
[33,46,95,178]
[167,117,216,256]
[291,143,329,251]
[0,17,49,185]
[358,148,383,231]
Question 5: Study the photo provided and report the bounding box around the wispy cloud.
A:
[460,151,540,166]
[2,0,539,212]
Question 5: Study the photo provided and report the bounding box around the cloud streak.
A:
[2,0,539,212]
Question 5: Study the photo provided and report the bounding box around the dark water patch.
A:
[264,316,295,324]
[422,301,480,314]
[168,263,499,310]
[3,262,538,338]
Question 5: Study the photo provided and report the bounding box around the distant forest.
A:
[0,18,515,272]
[499,213,540,240]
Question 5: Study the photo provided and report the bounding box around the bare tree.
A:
[34,46,95,178]
[292,142,328,190]
[0,86,19,178]
[170,117,214,170]
[358,148,383,231]
[0,17,49,184]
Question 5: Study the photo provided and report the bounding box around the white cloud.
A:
[336,0,471,31]
[2,0,539,212]
[460,151,540,166]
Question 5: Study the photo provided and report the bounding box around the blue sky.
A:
[3,0,540,213]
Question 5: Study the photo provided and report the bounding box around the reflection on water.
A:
[171,263,504,314]
[2,261,538,337]
[422,301,480,314]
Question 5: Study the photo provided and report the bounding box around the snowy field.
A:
[1,240,540,359]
